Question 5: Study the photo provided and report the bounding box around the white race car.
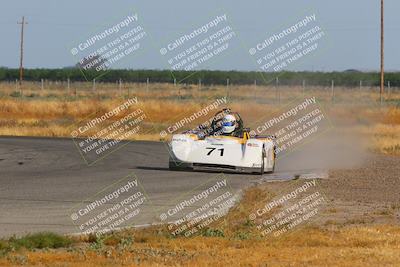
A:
[168,109,276,174]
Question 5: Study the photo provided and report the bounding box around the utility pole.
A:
[380,0,384,104]
[17,16,27,86]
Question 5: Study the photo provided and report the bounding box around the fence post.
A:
[67,78,70,93]
[198,78,201,90]
[275,77,280,104]
[226,78,230,99]
[359,80,362,93]
[302,80,305,96]
[331,80,335,103]
[15,79,19,94]
[119,79,122,96]
[174,78,176,87]
[253,79,257,99]
[388,81,391,99]
[146,77,149,92]
[92,79,96,91]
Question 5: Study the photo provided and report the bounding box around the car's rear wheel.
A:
[269,147,276,173]
[260,147,266,175]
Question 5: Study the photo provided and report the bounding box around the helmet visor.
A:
[223,121,235,127]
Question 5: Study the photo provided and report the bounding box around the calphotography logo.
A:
[249,13,327,73]
[156,174,237,238]
[249,179,327,238]
[249,96,333,158]
[69,173,150,237]
[160,97,229,166]
[70,97,154,165]
[70,12,148,79]
[159,13,237,81]
[160,97,227,138]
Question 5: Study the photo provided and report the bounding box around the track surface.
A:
[0,134,364,237]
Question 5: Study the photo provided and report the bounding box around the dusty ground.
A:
[323,154,400,225]
[265,153,400,227]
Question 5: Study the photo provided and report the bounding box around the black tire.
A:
[260,147,266,175]
[270,158,275,173]
[169,161,181,171]
[269,148,276,173]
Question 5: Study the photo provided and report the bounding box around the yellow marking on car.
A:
[212,135,246,144]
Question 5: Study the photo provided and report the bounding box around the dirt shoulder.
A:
[265,153,400,227]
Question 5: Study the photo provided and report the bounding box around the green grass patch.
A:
[0,232,72,255]
[201,228,225,237]
[9,91,22,98]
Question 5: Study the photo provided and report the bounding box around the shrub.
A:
[9,232,72,250]
[201,228,225,237]
[9,91,22,98]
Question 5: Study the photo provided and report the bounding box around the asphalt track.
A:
[0,134,364,237]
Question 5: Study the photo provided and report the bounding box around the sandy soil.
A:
[265,153,400,227]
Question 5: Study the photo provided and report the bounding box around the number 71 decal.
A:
[206,147,224,156]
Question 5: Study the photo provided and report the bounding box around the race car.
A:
[168,109,276,174]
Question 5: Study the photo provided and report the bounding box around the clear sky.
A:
[0,0,399,71]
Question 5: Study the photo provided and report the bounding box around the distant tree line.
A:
[0,68,399,87]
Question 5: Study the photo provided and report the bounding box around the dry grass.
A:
[1,227,399,267]
[357,123,400,155]
[1,82,400,153]
[371,125,400,155]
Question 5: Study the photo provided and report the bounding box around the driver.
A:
[221,114,241,137]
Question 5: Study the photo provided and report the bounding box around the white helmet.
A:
[222,114,236,134]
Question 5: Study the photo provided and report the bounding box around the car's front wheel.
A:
[169,160,181,171]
